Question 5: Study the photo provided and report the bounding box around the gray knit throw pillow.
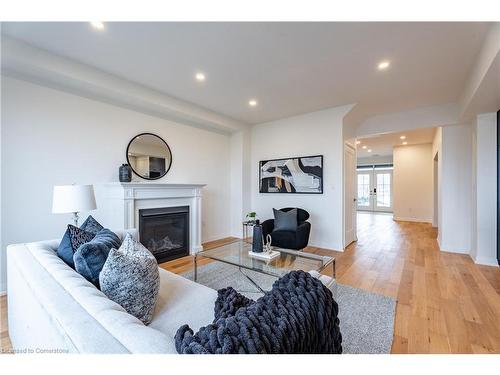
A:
[99,233,160,325]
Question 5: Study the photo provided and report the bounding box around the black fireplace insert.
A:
[139,206,190,263]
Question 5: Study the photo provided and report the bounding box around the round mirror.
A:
[126,133,172,180]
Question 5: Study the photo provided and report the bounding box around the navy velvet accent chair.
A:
[262,207,311,250]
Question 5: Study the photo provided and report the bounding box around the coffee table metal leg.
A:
[194,254,198,282]
[330,258,337,298]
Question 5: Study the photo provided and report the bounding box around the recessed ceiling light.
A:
[356,140,361,145]
[195,72,206,82]
[362,145,367,149]
[90,21,105,30]
[377,60,391,71]
[249,99,258,107]
[367,149,372,153]
[402,141,408,145]
[400,135,406,140]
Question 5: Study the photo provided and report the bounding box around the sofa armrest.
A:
[262,219,275,238]
[296,222,311,250]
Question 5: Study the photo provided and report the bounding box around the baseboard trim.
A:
[393,216,432,224]
[307,242,343,253]
[474,256,499,267]
[439,246,470,255]
[202,234,233,244]
[202,236,239,248]
[192,245,203,254]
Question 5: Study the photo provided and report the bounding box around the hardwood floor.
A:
[1,293,11,353]
[161,212,500,354]
[338,213,500,354]
[1,212,499,353]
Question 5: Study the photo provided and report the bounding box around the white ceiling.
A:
[357,127,437,158]
[1,22,491,124]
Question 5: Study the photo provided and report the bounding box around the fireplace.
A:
[138,206,190,263]
[101,183,205,255]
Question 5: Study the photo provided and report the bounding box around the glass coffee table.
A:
[194,240,336,293]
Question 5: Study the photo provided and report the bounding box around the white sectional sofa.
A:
[6,230,217,353]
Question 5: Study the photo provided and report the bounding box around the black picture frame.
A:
[259,155,324,194]
[126,133,173,180]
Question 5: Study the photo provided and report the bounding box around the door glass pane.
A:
[357,174,370,207]
[376,173,391,208]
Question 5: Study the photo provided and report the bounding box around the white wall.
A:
[357,155,393,165]
[432,127,442,159]
[229,129,251,237]
[471,124,477,260]
[439,124,473,254]
[393,144,434,223]
[473,113,497,266]
[432,128,442,237]
[1,77,233,291]
[0,31,3,294]
[250,105,353,251]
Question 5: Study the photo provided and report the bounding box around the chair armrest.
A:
[296,222,311,250]
[262,219,275,238]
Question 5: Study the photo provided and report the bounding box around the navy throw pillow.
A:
[273,208,298,232]
[57,215,104,268]
[74,228,122,288]
[80,215,104,234]
[57,225,96,268]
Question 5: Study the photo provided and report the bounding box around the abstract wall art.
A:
[259,155,323,194]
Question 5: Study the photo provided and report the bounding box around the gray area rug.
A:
[182,262,396,354]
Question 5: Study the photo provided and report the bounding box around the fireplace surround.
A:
[100,182,205,256]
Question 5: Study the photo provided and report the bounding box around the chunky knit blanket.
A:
[175,270,342,354]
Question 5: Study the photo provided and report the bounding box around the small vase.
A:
[252,220,264,253]
[119,164,132,182]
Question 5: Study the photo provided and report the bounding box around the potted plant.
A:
[245,212,258,224]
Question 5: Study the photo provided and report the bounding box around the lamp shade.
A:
[52,185,97,213]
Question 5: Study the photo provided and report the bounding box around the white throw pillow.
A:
[99,233,160,325]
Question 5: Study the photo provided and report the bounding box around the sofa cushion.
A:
[56,228,74,267]
[74,228,121,287]
[99,234,160,325]
[280,207,310,222]
[56,215,103,268]
[68,225,97,250]
[149,269,217,337]
[273,207,298,231]
[57,225,96,268]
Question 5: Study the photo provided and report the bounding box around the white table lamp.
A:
[52,184,97,226]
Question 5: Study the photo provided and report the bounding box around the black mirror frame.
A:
[126,132,173,180]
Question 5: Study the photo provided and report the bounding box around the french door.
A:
[357,166,393,212]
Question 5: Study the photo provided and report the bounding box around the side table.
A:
[242,220,256,243]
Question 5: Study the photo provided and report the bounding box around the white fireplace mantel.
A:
[99,182,206,254]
